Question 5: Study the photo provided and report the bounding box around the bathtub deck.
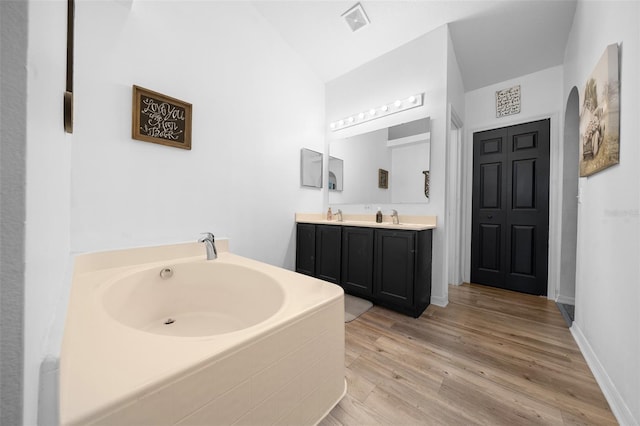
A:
[60,244,345,425]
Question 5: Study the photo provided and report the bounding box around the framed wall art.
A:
[132,85,192,150]
[378,168,388,189]
[579,44,620,177]
[496,85,521,118]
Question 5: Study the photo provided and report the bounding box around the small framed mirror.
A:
[328,156,343,191]
[300,148,323,188]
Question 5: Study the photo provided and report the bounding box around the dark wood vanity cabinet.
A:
[296,223,432,317]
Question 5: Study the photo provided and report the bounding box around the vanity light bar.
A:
[329,93,424,131]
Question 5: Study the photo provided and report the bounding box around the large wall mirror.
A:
[300,148,323,188]
[328,117,430,204]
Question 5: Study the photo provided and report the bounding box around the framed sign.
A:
[378,168,388,189]
[132,85,192,150]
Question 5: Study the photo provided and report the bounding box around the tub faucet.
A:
[199,232,217,260]
[391,209,400,225]
[335,209,343,222]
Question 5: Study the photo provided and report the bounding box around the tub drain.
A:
[164,318,175,325]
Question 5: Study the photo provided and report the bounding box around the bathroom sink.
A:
[101,262,285,337]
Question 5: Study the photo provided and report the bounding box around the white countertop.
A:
[295,213,436,231]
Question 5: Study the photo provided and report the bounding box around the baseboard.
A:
[556,294,575,305]
[570,323,637,426]
[430,295,448,307]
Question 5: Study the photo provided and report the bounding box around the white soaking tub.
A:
[60,241,345,425]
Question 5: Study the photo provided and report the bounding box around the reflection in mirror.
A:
[329,117,430,204]
[300,148,323,188]
[328,156,343,191]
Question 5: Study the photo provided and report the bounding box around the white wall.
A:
[463,66,564,297]
[70,1,325,264]
[446,29,465,117]
[563,1,640,424]
[325,26,450,306]
[24,1,325,424]
[24,1,73,424]
[445,25,466,287]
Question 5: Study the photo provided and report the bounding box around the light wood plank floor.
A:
[321,283,616,426]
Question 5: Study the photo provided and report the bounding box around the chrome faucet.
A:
[391,209,400,225]
[335,209,343,222]
[198,232,217,260]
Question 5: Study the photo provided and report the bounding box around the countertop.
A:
[295,213,436,231]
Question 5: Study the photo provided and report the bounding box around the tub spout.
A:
[199,233,217,260]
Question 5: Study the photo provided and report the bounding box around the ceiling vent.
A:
[342,3,370,32]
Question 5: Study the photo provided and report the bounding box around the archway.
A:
[558,86,580,322]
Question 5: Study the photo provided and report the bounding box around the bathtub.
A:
[60,241,345,425]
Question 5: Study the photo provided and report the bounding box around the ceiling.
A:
[251,0,577,91]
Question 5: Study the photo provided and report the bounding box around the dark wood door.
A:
[315,225,342,284]
[295,223,315,276]
[471,119,550,295]
[374,229,415,306]
[341,227,374,296]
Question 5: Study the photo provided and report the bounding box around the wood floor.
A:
[321,284,616,426]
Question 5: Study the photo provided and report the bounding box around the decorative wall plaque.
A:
[378,169,388,189]
[132,85,192,150]
[496,85,521,118]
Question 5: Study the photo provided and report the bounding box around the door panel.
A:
[295,223,315,276]
[472,119,549,295]
[480,163,502,209]
[511,225,535,276]
[479,224,501,272]
[315,225,341,284]
[374,230,414,305]
[512,159,536,209]
[341,227,374,296]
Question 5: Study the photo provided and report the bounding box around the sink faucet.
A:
[391,209,400,225]
[335,209,343,222]
[198,232,217,260]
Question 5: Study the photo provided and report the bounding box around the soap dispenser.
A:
[376,207,382,223]
[327,207,333,220]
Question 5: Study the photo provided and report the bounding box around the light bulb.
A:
[369,109,376,116]
[381,105,388,112]
[358,112,365,119]
[394,100,402,108]
[330,122,336,129]
[338,120,344,126]
[347,117,354,123]
[408,95,416,103]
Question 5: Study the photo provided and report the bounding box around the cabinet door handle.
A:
[487,214,493,219]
